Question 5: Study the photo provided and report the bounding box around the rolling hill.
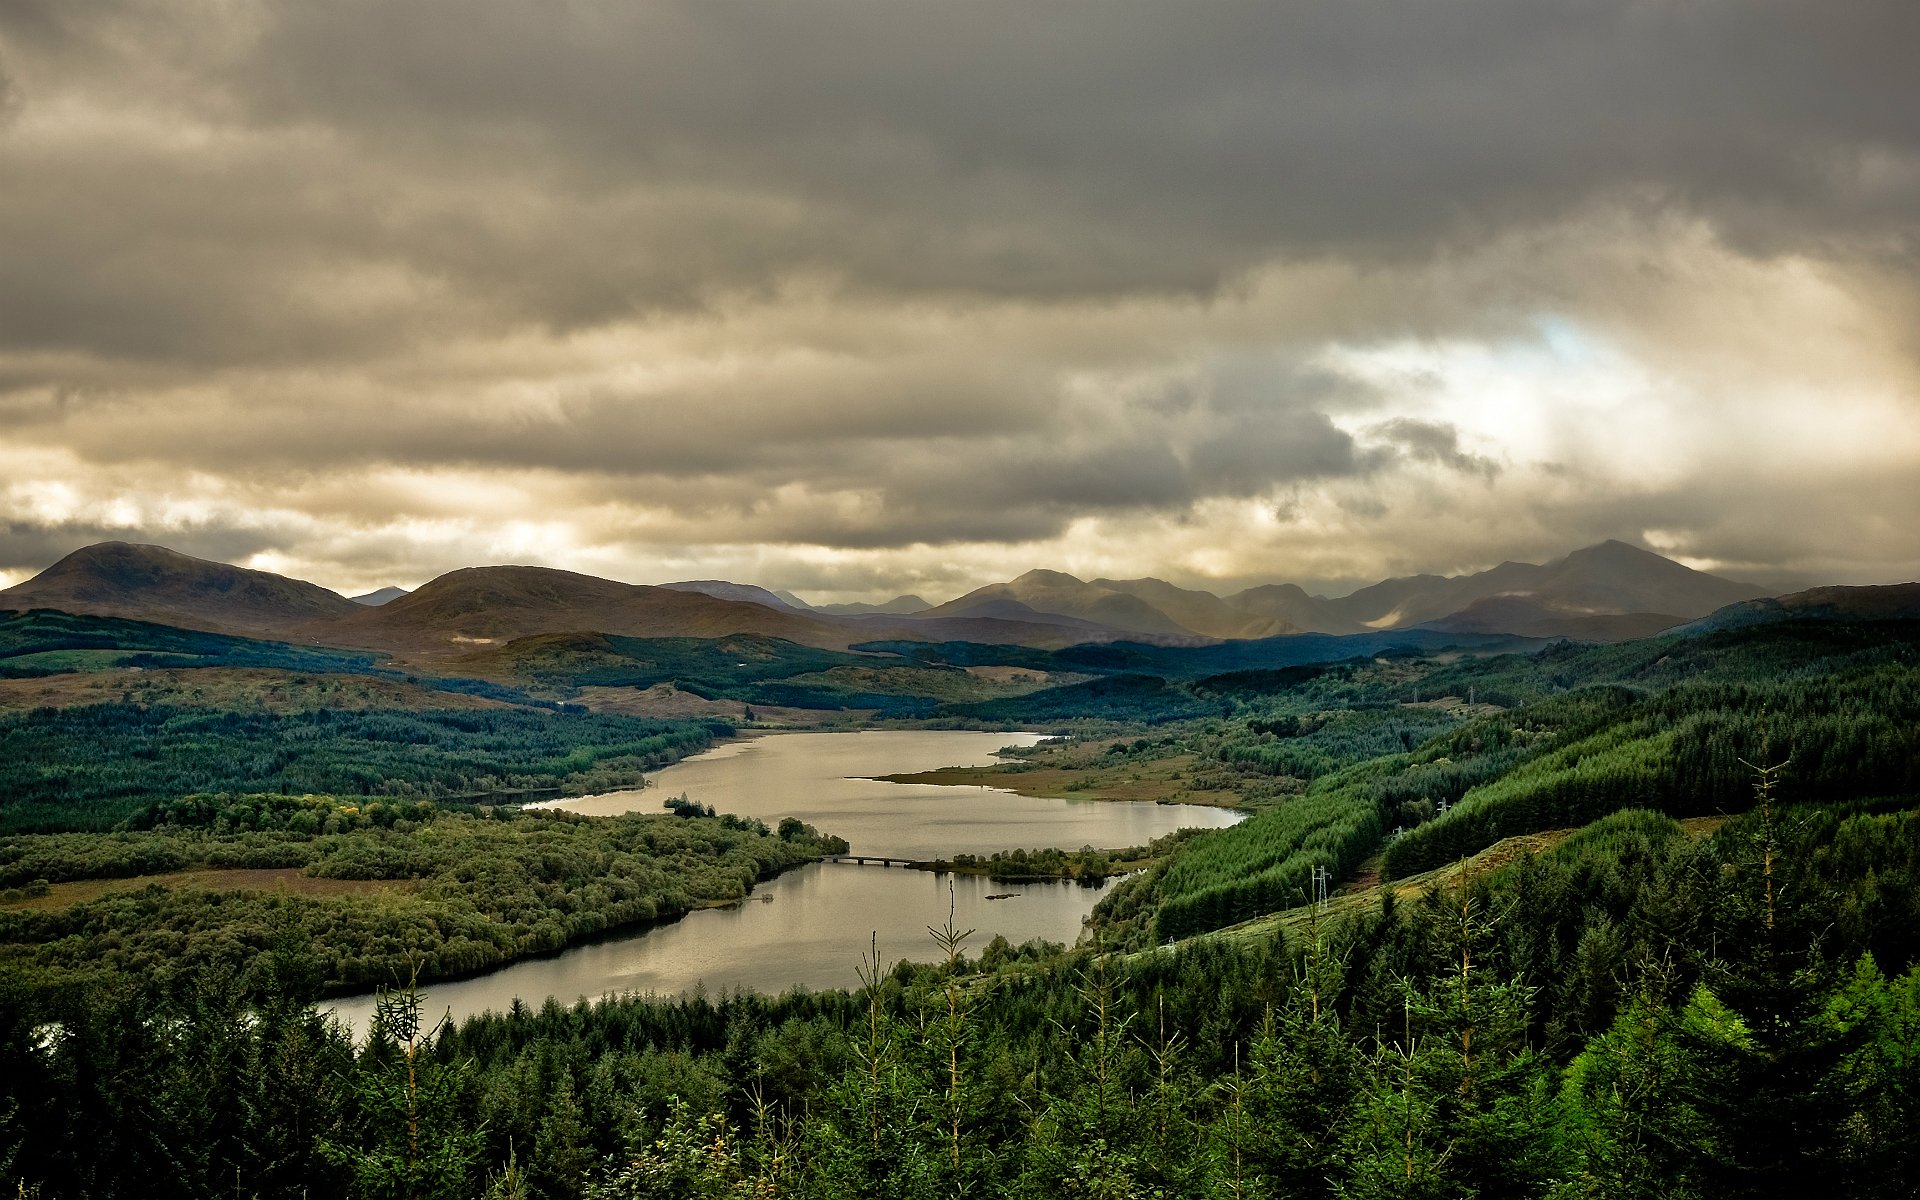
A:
[0,538,1787,654]
[0,542,359,635]
[1684,580,1920,632]
[315,565,846,656]
[924,569,1207,637]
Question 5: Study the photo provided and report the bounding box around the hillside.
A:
[661,580,806,610]
[1322,539,1766,632]
[812,595,932,616]
[1091,576,1295,639]
[0,543,359,635]
[909,541,1767,641]
[1419,595,1689,641]
[1687,580,1920,631]
[314,565,847,657]
[1221,582,1367,634]
[0,539,1783,652]
[923,569,1201,637]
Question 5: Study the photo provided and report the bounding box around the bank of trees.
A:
[1124,626,1920,944]
[0,705,725,832]
[0,794,844,995]
[5,794,1920,1198]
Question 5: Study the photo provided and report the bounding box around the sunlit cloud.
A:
[0,0,1915,600]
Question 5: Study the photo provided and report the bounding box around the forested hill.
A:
[0,705,726,834]
[1086,618,1920,945]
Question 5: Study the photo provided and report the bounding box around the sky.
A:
[1,0,1917,604]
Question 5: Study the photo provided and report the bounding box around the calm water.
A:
[331,730,1242,1032]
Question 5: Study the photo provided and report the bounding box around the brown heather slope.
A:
[923,569,1205,638]
[0,543,1168,661]
[0,667,521,713]
[308,565,848,659]
[1222,582,1367,635]
[1090,576,1295,639]
[1420,595,1690,642]
[313,565,1142,662]
[0,542,358,635]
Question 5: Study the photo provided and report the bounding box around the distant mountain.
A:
[772,590,814,610]
[1684,581,1920,633]
[0,542,358,634]
[662,580,806,610]
[323,565,843,656]
[1221,583,1366,635]
[1333,541,1765,632]
[0,539,1792,655]
[813,595,931,616]
[1089,577,1295,639]
[925,570,1199,637]
[915,542,1768,641]
[1418,595,1691,642]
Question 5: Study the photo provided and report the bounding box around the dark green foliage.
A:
[10,787,1920,1198]
[0,703,722,832]
[945,673,1218,723]
[858,629,1542,681]
[501,634,867,696]
[1385,664,1920,876]
[0,797,843,995]
[0,609,385,678]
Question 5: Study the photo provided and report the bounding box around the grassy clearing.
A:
[0,667,519,713]
[0,866,418,912]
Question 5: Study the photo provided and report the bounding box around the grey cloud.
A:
[0,0,1916,592]
[1367,418,1500,479]
[0,521,288,579]
[2,0,1917,373]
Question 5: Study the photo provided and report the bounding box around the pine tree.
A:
[324,979,483,1200]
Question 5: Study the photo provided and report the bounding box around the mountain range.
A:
[910,540,1768,641]
[4,538,1901,661]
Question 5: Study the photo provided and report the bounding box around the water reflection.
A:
[332,730,1243,1030]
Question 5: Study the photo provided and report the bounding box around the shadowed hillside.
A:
[0,543,359,634]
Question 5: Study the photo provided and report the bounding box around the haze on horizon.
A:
[1,1,1916,604]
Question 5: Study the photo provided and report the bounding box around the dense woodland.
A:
[0,706,725,833]
[0,793,846,994]
[5,797,1918,1198]
[1,616,1918,1196]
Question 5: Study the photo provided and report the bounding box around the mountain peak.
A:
[1567,539,1662,562]
[1012,568,1086,586]
[0,540,358,633]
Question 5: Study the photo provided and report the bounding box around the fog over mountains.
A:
[0,538,1853,661]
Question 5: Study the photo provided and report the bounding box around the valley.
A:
[2,539,1917,1198]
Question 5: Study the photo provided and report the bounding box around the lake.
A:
[330,729,1241,1032]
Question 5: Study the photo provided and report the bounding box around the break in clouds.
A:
[1,0,1917,601]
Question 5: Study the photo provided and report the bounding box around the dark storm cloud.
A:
[3,0,1917,369]
[0,0,1915,592]
[0,521,286,580]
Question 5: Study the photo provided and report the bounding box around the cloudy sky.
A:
[1,0,1916,602]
